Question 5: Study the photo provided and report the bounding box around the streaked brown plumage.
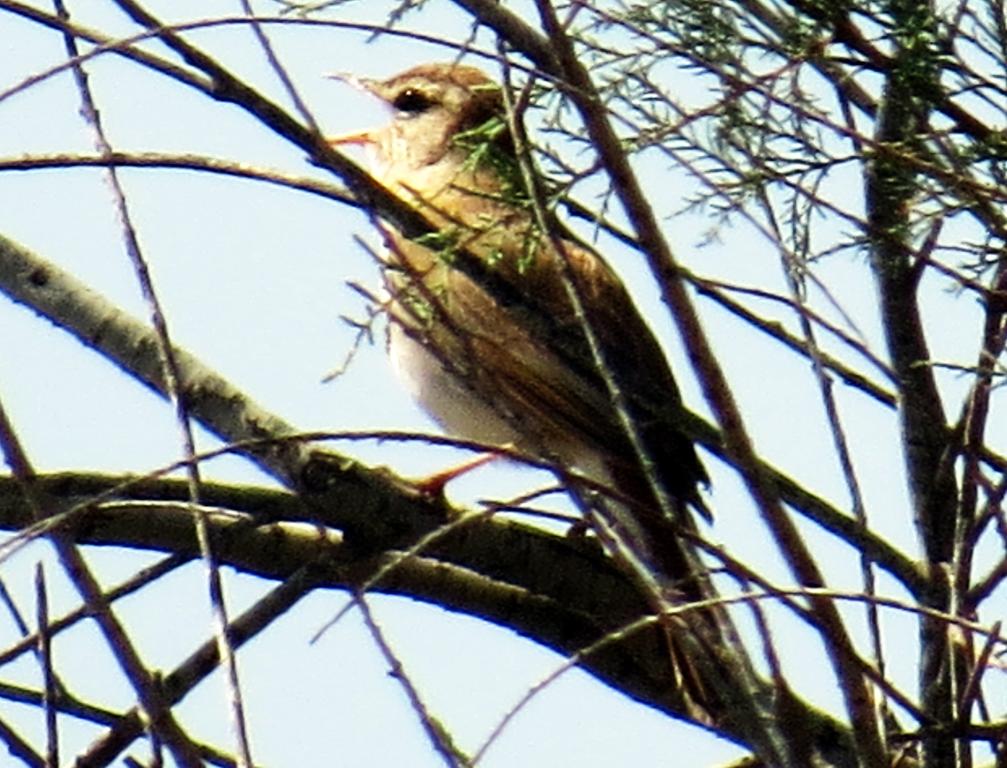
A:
[330,63,709,525]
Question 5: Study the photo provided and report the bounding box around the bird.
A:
[327,62,710,536]
[328,63,722,726]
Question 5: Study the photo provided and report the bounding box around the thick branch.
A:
[0,472,736,739]
[863,3,958,765]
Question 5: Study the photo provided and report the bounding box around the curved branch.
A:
[0,152,357,206]
[0,473,709,730]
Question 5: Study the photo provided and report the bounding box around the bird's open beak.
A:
[325,72,383,149]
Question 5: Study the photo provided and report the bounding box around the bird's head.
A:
[328,63,509,182]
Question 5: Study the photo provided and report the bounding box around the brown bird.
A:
[328,62,709,533]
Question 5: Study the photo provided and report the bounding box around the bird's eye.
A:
[392,88,434,114]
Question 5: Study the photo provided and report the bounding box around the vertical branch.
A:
[863,1,959,764]
[54,3,254,765]
[866,3,956,563]
[34,565,57,768]
[957,269,1007,595]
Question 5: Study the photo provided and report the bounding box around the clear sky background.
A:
[0,1,1003,766]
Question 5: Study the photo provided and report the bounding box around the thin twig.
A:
[357,595,470,768]
[34,565,57,768]
[54,2,253,762]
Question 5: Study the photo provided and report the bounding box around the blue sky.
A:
[1,1,1002,766]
